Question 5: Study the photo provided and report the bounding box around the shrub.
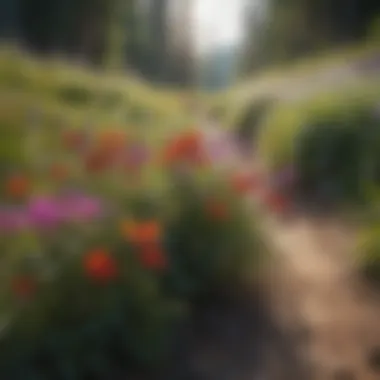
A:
[259,82,380,206]
[294,109,378,203]
[0,97,262,378]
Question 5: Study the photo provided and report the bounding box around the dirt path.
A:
[199,125,380,380]
[262,214,380,380]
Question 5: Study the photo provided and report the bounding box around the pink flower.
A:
[0,194,105,233]
[124,144,149,169]
[28,197,64,228]
[59,195,104,222]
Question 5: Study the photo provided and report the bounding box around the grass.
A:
[0,47,188,130]
[208,41,380,128]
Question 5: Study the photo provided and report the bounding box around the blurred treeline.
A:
[241,0,380,74]
[0,0,194,86]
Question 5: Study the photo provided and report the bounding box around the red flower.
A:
[163,130,206,166]
[264,191,289,214]
[205,200,229,221]
[96,130,127,156]
[5,174,31,199]
[121,219,162,246]
[139,245,167,272]
[84,248,118,283]
[232,171,262,195]
[84,149,112,173]
[11,276,37,299]
[63,130,87,151]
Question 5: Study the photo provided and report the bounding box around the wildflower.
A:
[203,129,236,164]
[28,196,63,228]
[49,163,69,181]
[28,194,103,228]
[62,130,87,151]
[120,219,161,245]
[163,130,206,166]
[60,194,104,222]
[5,174,30,199]
[264,190,289,214]
[96,130,127,155]
[84,148,111,172]
[139,245,167,271]
[205,200,229,221]
[232,172,256,194]
[84,248,118,283]
[124,143,149,171]
[271,165,296,192]
[11,275,37,300]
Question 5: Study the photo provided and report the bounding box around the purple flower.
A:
[59,195,104,221]
[0,194,105,233]
[28,197,64,228]
[125,144,149,168]
[270,165,296,191]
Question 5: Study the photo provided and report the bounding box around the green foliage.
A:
[0,55,263,378]
[164,177,263,297]
[357,222,380,284]
[240,0,380,74]
[294,107,378,203]
[235,97,276,146]
[56,84,96,107]
[258,82,380,204]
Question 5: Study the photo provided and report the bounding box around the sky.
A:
[192,0,247,54]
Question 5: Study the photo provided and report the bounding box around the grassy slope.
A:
[257,79,380,169]
[0,48,197,198]
[208,42,380,128]
[0,47,190,137]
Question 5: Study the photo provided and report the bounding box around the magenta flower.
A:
[0,194,105,233]
[28,197,64,228]
[59,195,104,222]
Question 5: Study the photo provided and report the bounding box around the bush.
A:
[294,108,378,203]
[0,97,262,378]
[258,82,380,205]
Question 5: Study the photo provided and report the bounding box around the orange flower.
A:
[84,148,111,173]
[163,130,206,166]
[5,174,30,199]
[231,173,252,194]
[121,219,161,245]
[96,130,127,155]
[50,163,69,181]
[11,276,37,299]
[205,200,229,221]
[232,171,263,195]
[84,248,118,282]
[139,244,167,271]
